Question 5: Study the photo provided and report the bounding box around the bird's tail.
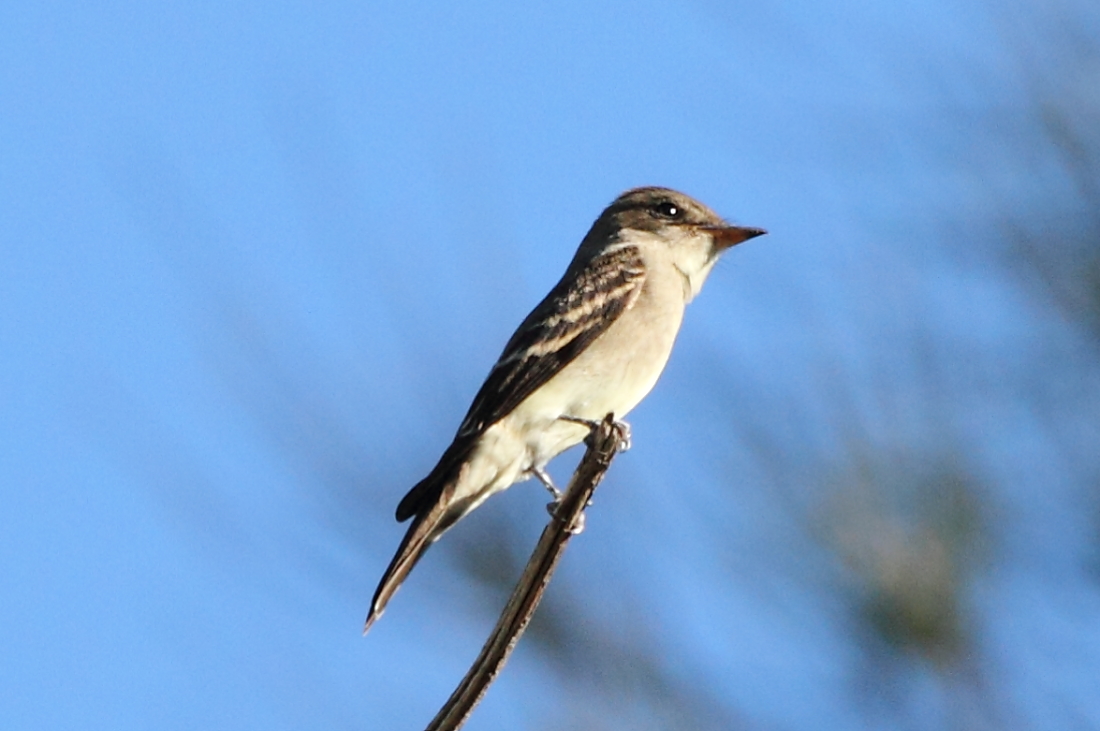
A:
[364,476,470,634]
[365,438,478,634]
[363,510,437,634]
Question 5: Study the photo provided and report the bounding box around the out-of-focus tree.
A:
[191,1,1100,729]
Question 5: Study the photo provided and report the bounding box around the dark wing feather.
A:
[393,244,645,522]
[457,244,646,436]
[394,434,477,521]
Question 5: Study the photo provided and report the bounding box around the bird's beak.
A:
[706,224,767,251]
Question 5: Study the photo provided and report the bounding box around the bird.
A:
[364,186,765,632]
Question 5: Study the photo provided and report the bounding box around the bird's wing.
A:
[457,243,646,436]
[368,245,647,630]
[393,243,645,523]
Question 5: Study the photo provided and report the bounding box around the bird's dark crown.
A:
[603,186,727,232]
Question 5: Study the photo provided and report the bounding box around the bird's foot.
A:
[559,415,632,452]
[545,498,587,534]
[533,466,561,500]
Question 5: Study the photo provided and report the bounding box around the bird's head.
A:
[594,187,766,300]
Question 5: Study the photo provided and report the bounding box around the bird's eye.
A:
[653,201,681,219]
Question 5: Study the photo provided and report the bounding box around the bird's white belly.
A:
[508,280,684,468]
[455,268,685,508]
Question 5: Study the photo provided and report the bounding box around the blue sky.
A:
[3,1,1099,730]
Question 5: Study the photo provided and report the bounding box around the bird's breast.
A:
[508,266,686,469]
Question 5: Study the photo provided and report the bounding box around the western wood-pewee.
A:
[365,186,765,632]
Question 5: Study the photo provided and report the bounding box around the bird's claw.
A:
[546,499,587,534]
[615,421,632,452]
[533,466,561,499]
[559,415,632,452]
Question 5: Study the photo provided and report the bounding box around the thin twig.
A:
[425,414,625,731]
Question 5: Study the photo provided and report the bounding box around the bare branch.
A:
[425,414,625,731]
